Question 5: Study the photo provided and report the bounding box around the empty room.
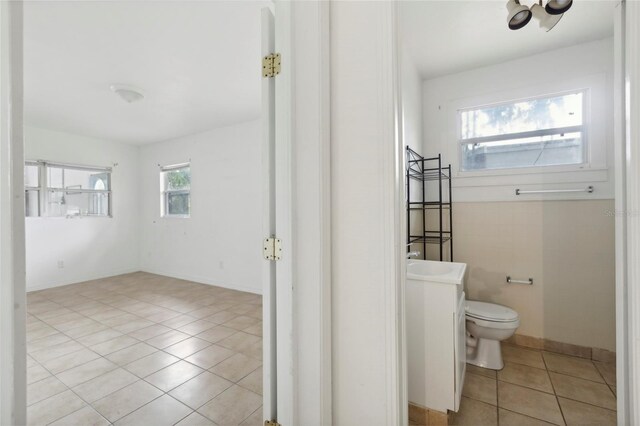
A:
[23,2,271,425]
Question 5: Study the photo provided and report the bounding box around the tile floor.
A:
[450,344,617,426]
[26,272,263,426]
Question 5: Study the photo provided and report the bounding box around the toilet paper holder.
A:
[506,276,533,285]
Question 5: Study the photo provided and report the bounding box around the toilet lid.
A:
[466,300,518,322]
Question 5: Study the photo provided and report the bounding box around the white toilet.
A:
[465,300,520,370]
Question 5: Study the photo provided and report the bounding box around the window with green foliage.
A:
[161,164,191,217]
[458,90,586,172]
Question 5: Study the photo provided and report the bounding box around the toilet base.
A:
[466,337,504,370]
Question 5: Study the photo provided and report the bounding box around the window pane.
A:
[46,190,109,217]
[25,190,39,217]
[47,167,64,188]
[163,167,191,191]
[167,193,190,216]
[25,164,39,187]
[460,92,583,140]
[461,132,583,171]
[48,167,110,190]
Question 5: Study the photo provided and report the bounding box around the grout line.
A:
[541,350,568,426]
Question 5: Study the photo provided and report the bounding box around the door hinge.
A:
[263,237,282,260]
[264,421,281,426]
[262,53,281,78]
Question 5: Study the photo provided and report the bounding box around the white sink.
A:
[407,259,467,285]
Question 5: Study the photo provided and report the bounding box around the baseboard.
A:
[139,267,262,296]
[506,333,616,363]
[26,268,140,293]
[408,403,449,426]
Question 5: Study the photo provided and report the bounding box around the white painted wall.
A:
[24,126,139,290]
[138,120,263,294]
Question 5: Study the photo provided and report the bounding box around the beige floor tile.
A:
[162,314,199,329]
[54,317,102,332]
[204,310,237,324]
[462,372,497,406]
[27,376,68,406]
[27,363,52,384]
[196,325,238,344]
[466,364,496,379]
[77,329,124,347]
[146,309,183,323]
[112,318,155,334]
[240,340,262,360]
[239,406,263,426]
[198,385,262,425]
[105,342,158,365]
[145,360,204,391]
[450,397,497,426]
[124,350,180,378]
[498,362,553,393]
[210,353,262,383]
[72,368,138,402]
[502,345,546,370]
[594,361,616,386]
[93,380,163,422]
[56,357,118,387]
[243,322,262,337]
[186,344,236,369]
[170,371,233,409]
[90,335,139,356]
[27,390,86,426]
[218,332,261,353]
[223,315,260,331]
[43,312,86,326]
[36,307,75,321]
[175,411,217,426]
[49,406,110,426]
[238,366,262,395]
[188,306,224,320]
[146,329,191,349]
[543,352,603,383]
[63,322,110,339]
[27,323,59,342]
[128,324,173,340]
[30,340,85,363]
[558,397,616,426]
[27,333,71,353]
[178,319,218,336]
[41,347,101,374]
[498,381,564,425]
[100,312,140,328]
[498,408,555,426]
[114,394,192,426]
[549,372,616,410]
[164,337,212,359]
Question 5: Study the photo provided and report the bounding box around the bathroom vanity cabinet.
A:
[406,260,467,414]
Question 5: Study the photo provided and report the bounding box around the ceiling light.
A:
[545,0,572,15]
[506,0,533,30]
[531,3,563,32]
[110,85,145,104]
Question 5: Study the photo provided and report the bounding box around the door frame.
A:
[0,1,26,425]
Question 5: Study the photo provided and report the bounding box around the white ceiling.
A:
[24,1,269,145]
[400,0,616,79]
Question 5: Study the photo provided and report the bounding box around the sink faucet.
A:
[407,251,421,259]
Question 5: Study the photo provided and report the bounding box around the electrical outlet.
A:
[57,261,64,269]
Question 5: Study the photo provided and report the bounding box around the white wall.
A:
[420,39,617,351]
[138,120,263,294]
[24,126,139,290]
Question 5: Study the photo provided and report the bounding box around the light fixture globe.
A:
[109,84,145,104]
[506,0,532,30]
[545,0,572,15]
[531,3,563,32]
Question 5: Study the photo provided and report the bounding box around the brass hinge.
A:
[263,237,282,261]
[264,421,281,426]
[262,53,281,78]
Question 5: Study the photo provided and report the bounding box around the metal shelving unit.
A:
[406,147,453,261]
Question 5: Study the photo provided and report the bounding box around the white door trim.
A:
[0,1,26,425]
[621,1,640,423]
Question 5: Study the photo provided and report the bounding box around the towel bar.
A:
[506,276,533,285]
[515,186,593,195]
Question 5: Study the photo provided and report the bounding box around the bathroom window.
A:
[161,163,191,218]
[24,161,112,218]
[458,90,587,172]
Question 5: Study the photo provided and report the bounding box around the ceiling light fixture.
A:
[110,84,145,104]
[506,0,570,31]
[506,0,532,30]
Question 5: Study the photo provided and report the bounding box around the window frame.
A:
[24,160,113,218]
[160,162,191,219]
[456,89,589,174]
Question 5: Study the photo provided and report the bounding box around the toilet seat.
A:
[465,300,519,329]
[466,316,520,330]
